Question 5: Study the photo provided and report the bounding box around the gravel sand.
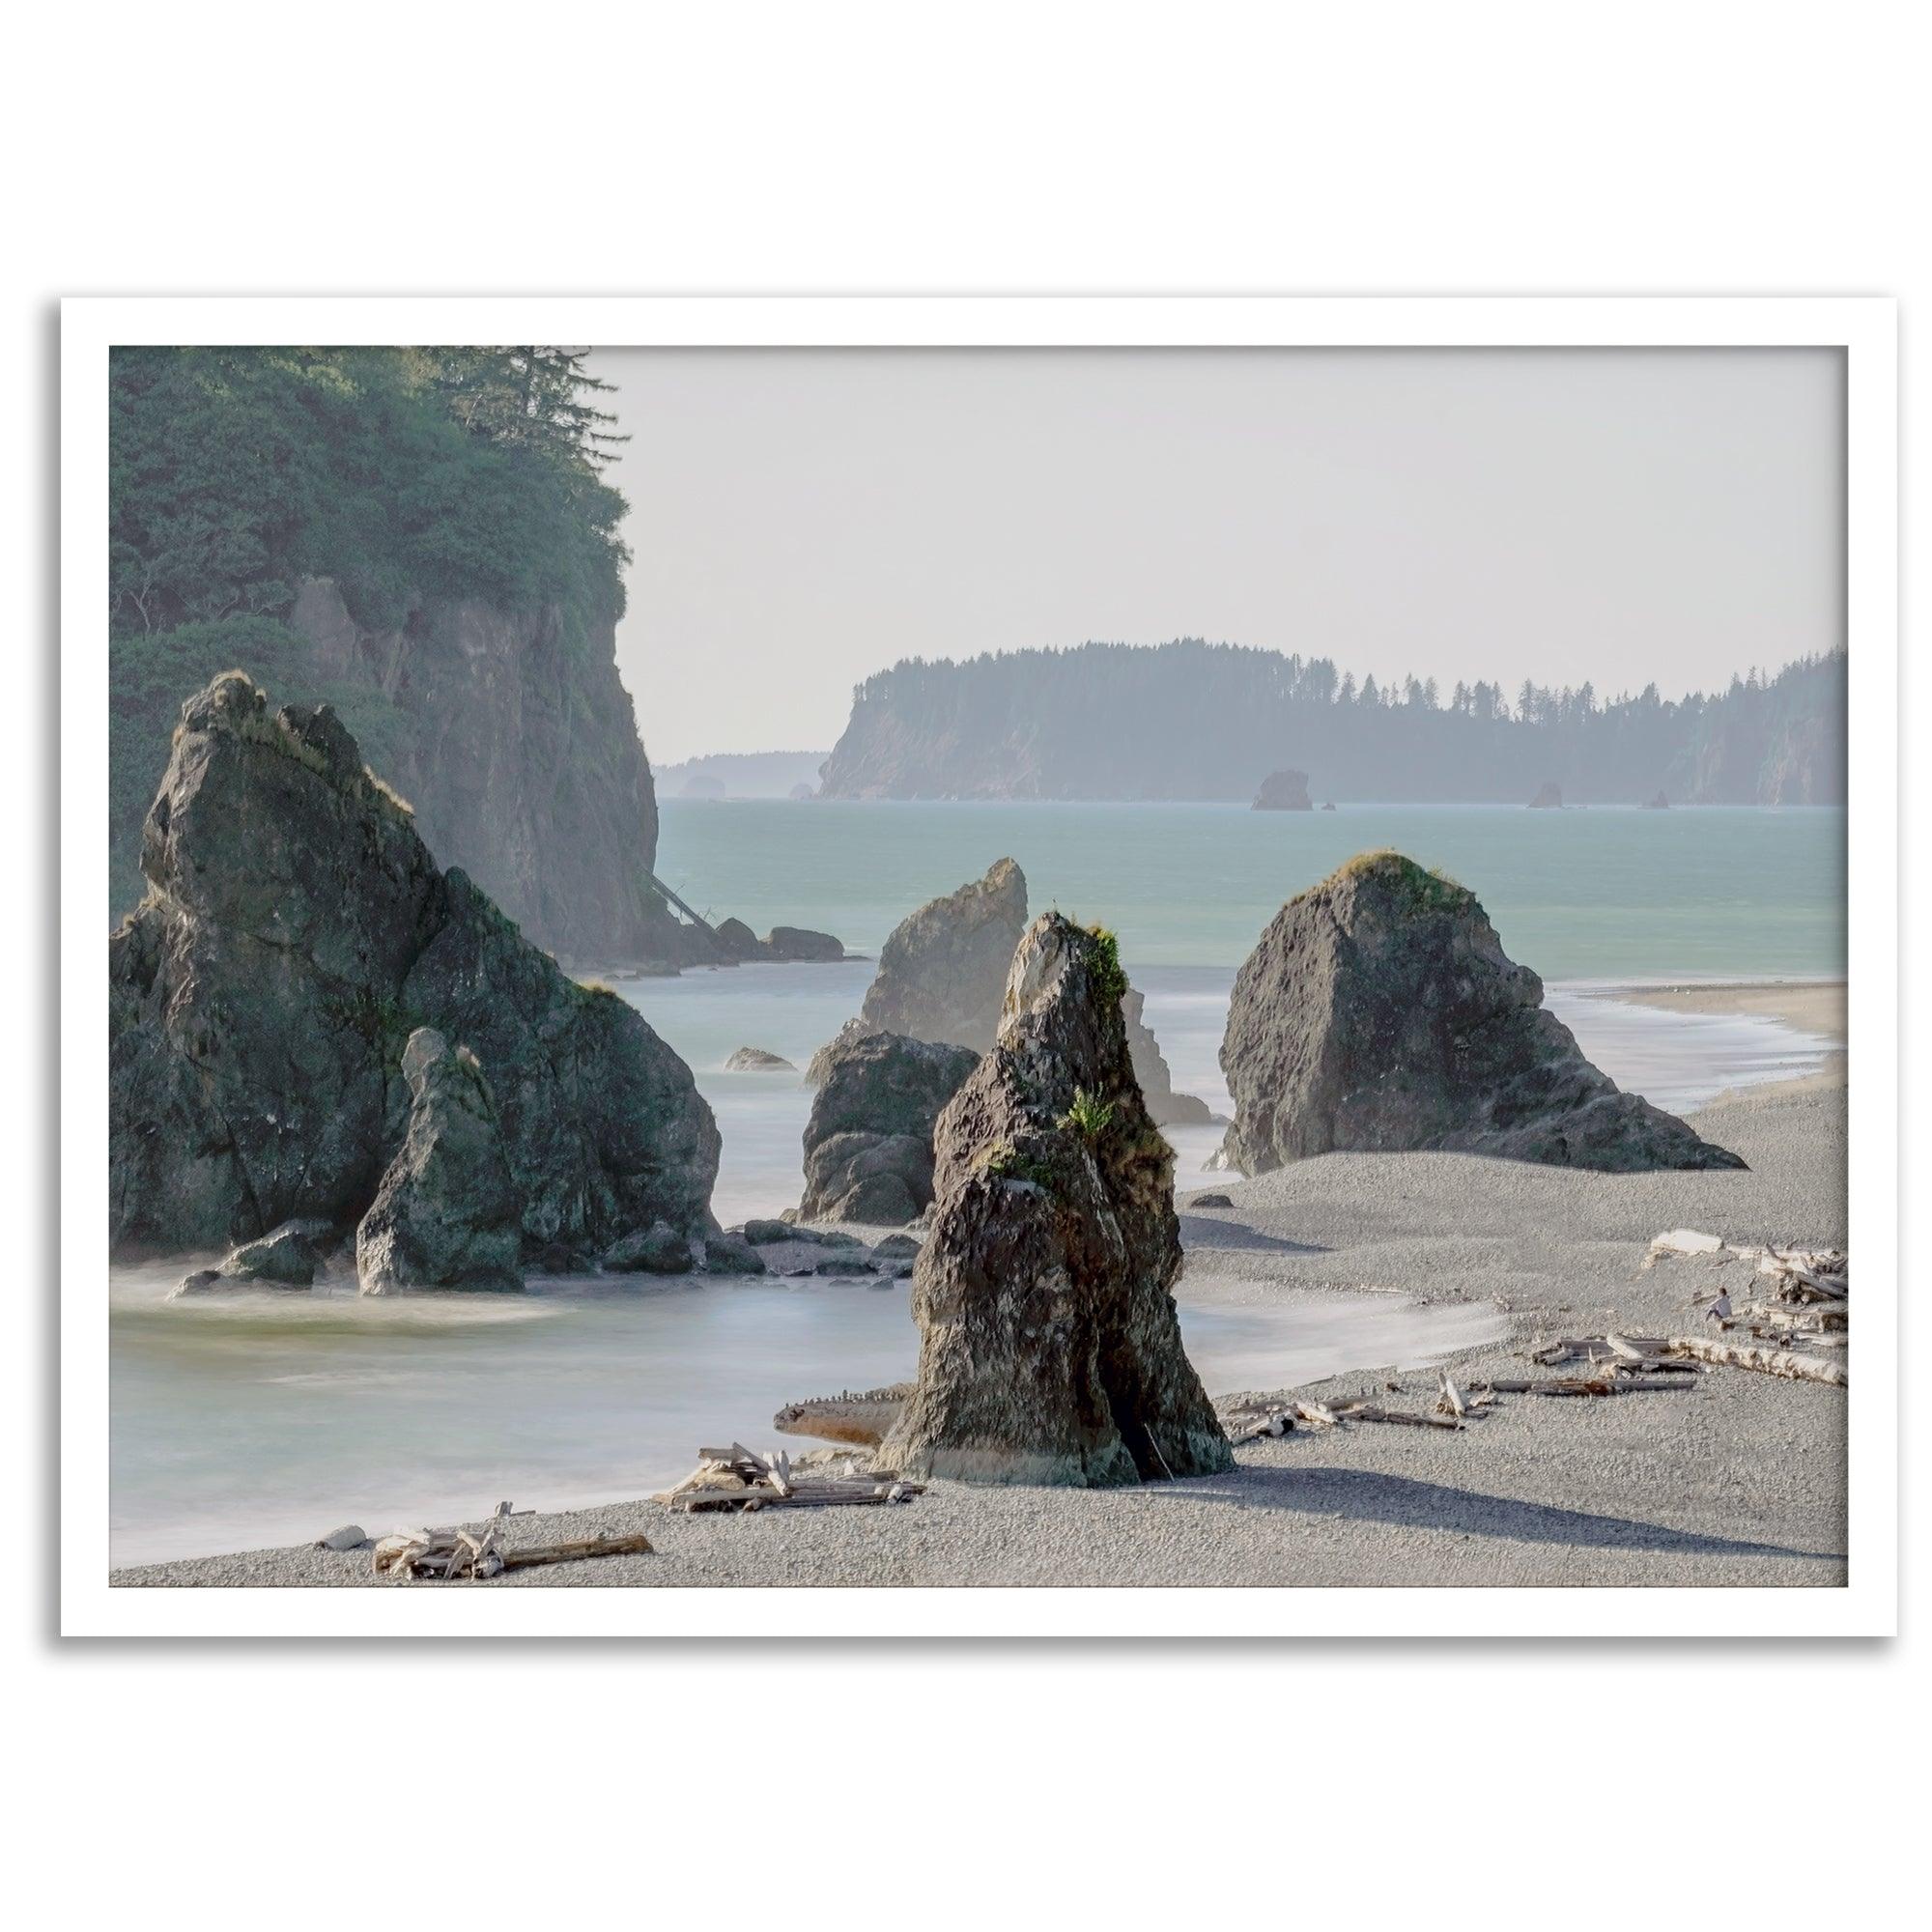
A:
[114,1079,1847,1591]
[1614,978,1847,1044]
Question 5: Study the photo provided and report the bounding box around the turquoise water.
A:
[654,800,1847,979]
[638,801,1846,1223]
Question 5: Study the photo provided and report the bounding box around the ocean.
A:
[109,801,1845,1566]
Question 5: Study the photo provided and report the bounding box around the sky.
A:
[586,348,1844,766]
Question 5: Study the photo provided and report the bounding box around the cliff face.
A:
[288,579,674,963]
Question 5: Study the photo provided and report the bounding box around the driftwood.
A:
[660,1442,923,1514]
[1662,1336,1848,1387]
[1334,1401,1463,1431]
[499,1532,653,1568]
[1478,1375,1700,1398]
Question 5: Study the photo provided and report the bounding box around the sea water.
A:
[109,802,1845,1567]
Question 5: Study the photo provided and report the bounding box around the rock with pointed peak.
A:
[876,915,1232,1487]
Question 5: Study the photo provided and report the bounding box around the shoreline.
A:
[114,1072,1847,1589]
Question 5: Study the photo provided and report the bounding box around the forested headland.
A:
[817,639,1846,806]
[108,348,675,959]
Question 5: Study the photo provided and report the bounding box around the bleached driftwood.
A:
[499,1532,653,1569]
[1334,1401,1463,1431]
[1642,1229,1725,1267]
[1662,1336,1848,1386]
[1478,1374,1700,1398]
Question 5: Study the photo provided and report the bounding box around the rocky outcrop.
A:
[765,925,845,962]
[859,858,1029,1053]
[288,578,679,966]
[799,1032,979,1225]
[355,1030,524,1294]
[724,1046,796,1072]
[1121,988,1213,1127]
[1216,851,1747,1175]
[109,673,720,1263]
[788,781,816,801]
[172,1219,334,1296]
[1643,790,1670,810]
[1252,768,1313,811]
[875,916,1232,1487]
[1529,781,1563,809]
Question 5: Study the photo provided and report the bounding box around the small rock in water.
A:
[702,1231,768,1276]
[601,1222,696,1274]
[724,1046,796,1072]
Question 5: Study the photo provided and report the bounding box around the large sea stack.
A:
[798,1031,980,1225]
[109,673,720,1261]
[1216,851,1746,1175]
[858,857,1030,1052]
[875,915,1232,1487]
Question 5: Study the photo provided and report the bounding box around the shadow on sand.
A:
[1177,1213,1327,1256]
[1160,1464,1837,1562]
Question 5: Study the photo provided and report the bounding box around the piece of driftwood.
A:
[498,1532,652,1569]
[1335,1402,1463,1431]
[1662,1336,1848,1387]
[1435,1368,1467,1418]
[1478,1374,1700,1398]
[1642,1228,1725,1267]
[680,1480,918,1514]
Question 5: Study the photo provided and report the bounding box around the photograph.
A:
[68,304,1889,1628]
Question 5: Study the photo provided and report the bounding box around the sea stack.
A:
[1216,851,1746,1175]
[1529,781,1564,809]
[109,673,720,1264]
[1643,790,1670,810]
[355,1030,525,1294]
[798,1031,980,1225]
[1252,768,1314,811]
[876,915,1232,1487]
[859,857,1031,1052]
[1121,987,1213,1127]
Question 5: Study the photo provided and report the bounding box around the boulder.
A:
[713,917,761,959]
[724,1046,796,1072]
[355,1030,525,1294]
[799,1031,980,1225]
[871,1232,922,1261]
[108,674,719,1261]
[601,1222,696,1274]
[765,924,845,962]
[171,1218,335,1296]
[805,1016,875,1088]
[875,915,1232,1487]
[1121,987,1213,1127]
[1252,768,1314,811]
[740,1218,802,1246]
[859,858,1030,1052]
[1529,781,1563,809]
[702,1231,769,1276]
[1190,1192,1234,1208]
[1216,851,1747,1175]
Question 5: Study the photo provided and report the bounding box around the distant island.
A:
[817,639,1845,806]
[655,750,830,798]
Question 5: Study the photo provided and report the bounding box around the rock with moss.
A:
[799,1031,980,1225]
[1216,850,1747,1175]
[109,672,720,1261]
[859,857,1030,1052]
[355,1030,525,1294]
[875,914,1232,1487]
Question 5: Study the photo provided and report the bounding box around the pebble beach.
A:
[115,1037,1848,1591]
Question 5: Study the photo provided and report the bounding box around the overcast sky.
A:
[587,348,1844,766]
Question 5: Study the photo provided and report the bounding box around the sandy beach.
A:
[115,1053,1848,1591]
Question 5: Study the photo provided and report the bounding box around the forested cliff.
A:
[108,347,677,962]
[818,640,1846,806]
